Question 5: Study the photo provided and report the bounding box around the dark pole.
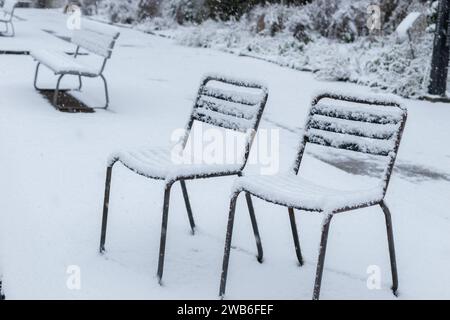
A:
[429,0,450,96]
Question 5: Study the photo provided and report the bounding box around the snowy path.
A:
[0,9,449,299]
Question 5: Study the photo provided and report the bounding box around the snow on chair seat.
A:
[32,20,120,109]
[109,146,242,181]
[99,74,268,285]
[0,0,18,37]
[219,91,407,301]
[234,173,384,213]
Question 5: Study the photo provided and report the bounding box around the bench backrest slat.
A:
[71,22,120,58]
[2,0,17,16]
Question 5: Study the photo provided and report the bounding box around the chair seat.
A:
[110,146,242,181]
[31,49,98,76]
[234,173,384,213]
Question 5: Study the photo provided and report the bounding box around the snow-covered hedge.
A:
[89,0,437,98]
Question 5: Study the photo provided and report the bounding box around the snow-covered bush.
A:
[97,0,140,24]
[90,0,437,98]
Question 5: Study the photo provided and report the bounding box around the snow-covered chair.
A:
[219,92,407,300]
[31,21,120,109]
[99,74,268,284]
[0,0,17,37]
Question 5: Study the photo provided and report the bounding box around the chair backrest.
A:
[294,92,407,194]
[183,74,268,169]
[2,0,17,17]
[71,21,120,58]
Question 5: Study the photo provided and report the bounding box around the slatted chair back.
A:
[294,92,407,195]
[183,74,269,170]
[2,0,17,18]
[71,21,120,58]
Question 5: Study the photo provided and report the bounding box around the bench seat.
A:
[31,49,99,76]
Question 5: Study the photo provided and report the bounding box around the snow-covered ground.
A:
[0,9,449,299]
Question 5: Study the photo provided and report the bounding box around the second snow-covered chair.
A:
[100,74,268,284]
[219,92,407,300]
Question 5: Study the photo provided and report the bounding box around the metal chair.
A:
[0,0,17,37]
[100,74,268,284]
[219,92,407,300]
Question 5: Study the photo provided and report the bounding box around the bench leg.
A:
[33,63,42,90]
[0,21,13,37]
[180,180,195,235]
[312,214,333,300]
[288,208,304,266]
[99,163,116,254]
[157,181,174,285]
[78,75,83,91]
[219,191,240,298]
[53,74,65,107]
[9,21,14,37]
[100,74,109,109]
[380,200,399,297]
[245,192,263,263]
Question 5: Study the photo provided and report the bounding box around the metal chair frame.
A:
[99,74,268,284]
[219,92,407,300]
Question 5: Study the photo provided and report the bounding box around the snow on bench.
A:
[31,20,120,109]
[395,12,423,43]
[0,0,18,37]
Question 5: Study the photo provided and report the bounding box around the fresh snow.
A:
[0,9,450,300]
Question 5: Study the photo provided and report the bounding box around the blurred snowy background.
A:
[20,0,437,98]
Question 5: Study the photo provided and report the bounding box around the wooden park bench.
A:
[99,74,268,284]
[31,21,120,110]
[219,92,407,300]
[0,0,18,37]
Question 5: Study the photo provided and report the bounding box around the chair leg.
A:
[288,208,304,266]
[99,163,115,253]
[312,214,333,300]
[219,191,240,298]
[380,200,399,296]
[245,192,263,263]
[157,181,174,285]
[100,74,109,109]
[53,74,65,107]
[180,180,195,235]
